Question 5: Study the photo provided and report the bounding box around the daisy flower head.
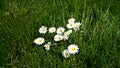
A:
[62,49,70,58]
[64,30,73,36]
[66,23,74,29]
[39,26,47,34]
[63,35,69,41]
[54,34,63,42]
[68,44,79,55]
[57,27,65,34]
[73,22,81,31]
[74,22,81,27]
[68,18,75,24]
[49,27,56,33]
[34,37,45,45]
[44,42,51,50]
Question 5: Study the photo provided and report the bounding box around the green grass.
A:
[0,0,120,68]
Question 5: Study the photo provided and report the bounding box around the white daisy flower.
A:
[68,44,79,54]
[68,18,75,23]
[49,27,56,33]
[64,30,73,36]
[56,27,65,34]
[39,26,47,34]
[44,42,51,50]
[66,23,74,29]
[34,37,45,45]
[74,22,81,27]
[63,35,69,40]
[62,49,70,58]
[73,22,81,31]
[54,34,63,42]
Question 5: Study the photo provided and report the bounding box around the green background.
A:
[0,0,120,68]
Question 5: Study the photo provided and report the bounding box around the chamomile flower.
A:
[34,37,45,45]
[63,35,69,40]
[57,27,65,34]
[66,23,74,29]
[62,49,70,58]
[73,22,81,31]
[64,30,73,36]
[68,44,79,54]
[54,34,63,42]
[39,26,47,34]
[44,42,51,50]
[49,27,56,33]
[74,22,81,27]
[68,18,75,23]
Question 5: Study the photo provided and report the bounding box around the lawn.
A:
[0,0,120,68]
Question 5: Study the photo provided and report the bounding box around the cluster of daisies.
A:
[34,18,81,58]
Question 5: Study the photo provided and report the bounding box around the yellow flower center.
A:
[52,29,54,31]
[65,52,68,56]
[38,39,42,42]
[57,37,61,40]
[75,24,78,27]
[46,45,49,48]
[71,47,75,51]
[42,28,45,31]
[59,30,62,32]
[70,24,73,26]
